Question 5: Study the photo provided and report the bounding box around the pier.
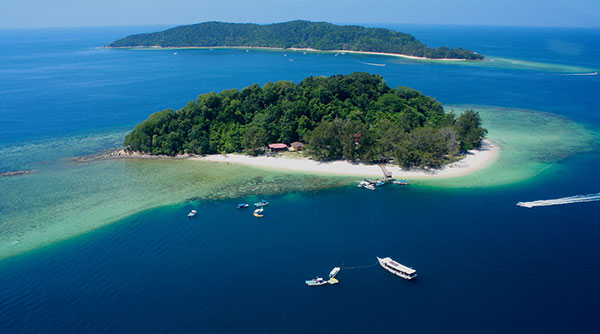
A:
[378,164,393,181]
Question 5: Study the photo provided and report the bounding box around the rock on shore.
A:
[0,170,37,177]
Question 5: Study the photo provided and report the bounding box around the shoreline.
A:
[194,140,499,179]
[93,140,499,179]
[106,45,481,62]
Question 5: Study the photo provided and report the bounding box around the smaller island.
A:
[109,20,483,60]
[124,72,487,170]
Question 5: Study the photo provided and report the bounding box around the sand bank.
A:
[193,140,499,179]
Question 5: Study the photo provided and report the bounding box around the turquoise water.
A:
[0,25,599,332]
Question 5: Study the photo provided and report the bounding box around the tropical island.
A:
[124,72,488,170]
[109,20,484,60]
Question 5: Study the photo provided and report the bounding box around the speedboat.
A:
[237,203,249,209]
[305,277,327,286]
[254,199,269,207]
[364,184,376,191]
[253,207,264,218]
[393,180,408,185]
[329,267,340,278]
[187,210,197,218]
[357,181,369,188]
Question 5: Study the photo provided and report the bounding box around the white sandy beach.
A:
[289,47,473,61]
[112,45,477,62]
[193,140,499,179]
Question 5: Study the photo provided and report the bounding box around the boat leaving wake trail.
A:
[360,62,386,67]
[517,192,600,208]
[563,72,598,76]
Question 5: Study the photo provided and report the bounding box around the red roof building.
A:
[268,143,288,151]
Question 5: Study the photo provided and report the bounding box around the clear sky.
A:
[1,0,599,29]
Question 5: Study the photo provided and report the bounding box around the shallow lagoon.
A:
[1,104,597,259]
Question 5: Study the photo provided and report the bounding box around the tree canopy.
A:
[109,20,483,60]
[124,72,487,169]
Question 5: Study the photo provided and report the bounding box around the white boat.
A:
[305,277,327,286]
[377,257,417,280]
[254,199,269,207]
[187,210,197,218]
[253,207,264,217]
[357,181,369,188]
[364,184,376,191]
[329,267,340,278]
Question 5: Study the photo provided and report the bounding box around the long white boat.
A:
[377,257,417,280]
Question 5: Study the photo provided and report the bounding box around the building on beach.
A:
[289,142,305,151]
[268,143,288,152]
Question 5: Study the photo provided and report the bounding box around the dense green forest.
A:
[109,20,483,60]
[124,72,487,169]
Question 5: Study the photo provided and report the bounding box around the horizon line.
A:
[2,20,600,30]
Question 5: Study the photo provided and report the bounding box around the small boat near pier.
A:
[358,180,376,190]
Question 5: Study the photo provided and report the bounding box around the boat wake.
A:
[360,62,386,67]
[563,72,598,76]
[517,192,600,208]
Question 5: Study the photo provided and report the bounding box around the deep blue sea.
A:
[1,25,599,333]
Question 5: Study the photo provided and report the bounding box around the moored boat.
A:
[364,184,376,191]
[253,207,264,218]
[237,203,249,209]
[393,180,409,185]
[329,267,340,278]
[327,278,339,284]
[187,210,197,218]
[305,277,327,286]
[377,257,417,280]
[254,199,269,207]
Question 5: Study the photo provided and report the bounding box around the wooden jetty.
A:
[378,164,393,180]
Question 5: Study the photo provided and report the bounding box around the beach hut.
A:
[268,143,288,152]
[290,142,305,151]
